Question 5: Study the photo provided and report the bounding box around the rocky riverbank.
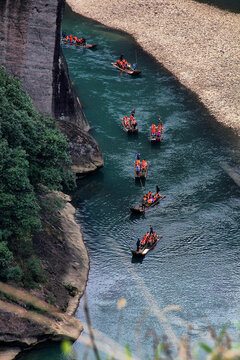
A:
[0,1,102,358]
[0,191,89,360]
[66,0,240,133]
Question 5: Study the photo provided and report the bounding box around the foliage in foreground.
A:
[60,298,240,360]
[0,66,75,288]
[61,320,240,360]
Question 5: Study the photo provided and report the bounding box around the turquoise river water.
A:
[19,5,240,360]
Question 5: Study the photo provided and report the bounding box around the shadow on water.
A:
[129,212,145,222]
[192,0,240,12]
[131,255,144,264]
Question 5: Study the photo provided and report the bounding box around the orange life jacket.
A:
[141,160,146,169]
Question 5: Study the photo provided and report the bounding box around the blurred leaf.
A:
[199,343,212,353]
[234,322,240,331]
[117,297,127,310]
[154,343,163,359]
[232,343,240,350]
[61,340,72,355]
[216,325,228,346]
[193,345,199,360]
[125,344,131,360]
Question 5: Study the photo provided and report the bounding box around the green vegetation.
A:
[63,283,78,297]
[0,66,75,288]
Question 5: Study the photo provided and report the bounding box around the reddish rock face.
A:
[0,0,59,115]
[0,0,103,174]
[0,0,89,130]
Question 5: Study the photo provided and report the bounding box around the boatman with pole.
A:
[136,238,140,252]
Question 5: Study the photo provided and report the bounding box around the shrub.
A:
[23,257,44,289]
[47,293,56,305]
[63,283,78,297]
[0,241,13,270]
[6,265,23,282]
[0,66,76,286]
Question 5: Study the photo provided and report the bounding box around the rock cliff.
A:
[0,0,103,174]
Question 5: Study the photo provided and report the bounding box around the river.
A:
[194,0,240,12]
[19,5,240,360]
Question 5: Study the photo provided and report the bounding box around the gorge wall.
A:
[0,1,101,358]
[0,0,103,175]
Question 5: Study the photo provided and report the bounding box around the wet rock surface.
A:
[58,120,104,176]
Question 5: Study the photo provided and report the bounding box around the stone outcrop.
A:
[0,289,83,355]
[0,191,89,358]
[58,120,104,176]
[0,0,103,174]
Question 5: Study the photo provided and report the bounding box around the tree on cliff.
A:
[0,66,75,287]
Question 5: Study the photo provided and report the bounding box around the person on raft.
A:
[129,115,137,128]
[64,34,86,45]
[141,159,147,172]
[135,159,140,175]
[136,238,140,252]
[142,191,160,205]
[79,37,86,45]
[116,56,131,70]
[149,225,153,235]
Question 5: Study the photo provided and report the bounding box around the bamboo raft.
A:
[130,194,166,214]
[62,39,97,49]
[149,126,163,143]
[131,235,162,258]
[135,161,149,180]
[111,62,141,76]
[121,118,138,134]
